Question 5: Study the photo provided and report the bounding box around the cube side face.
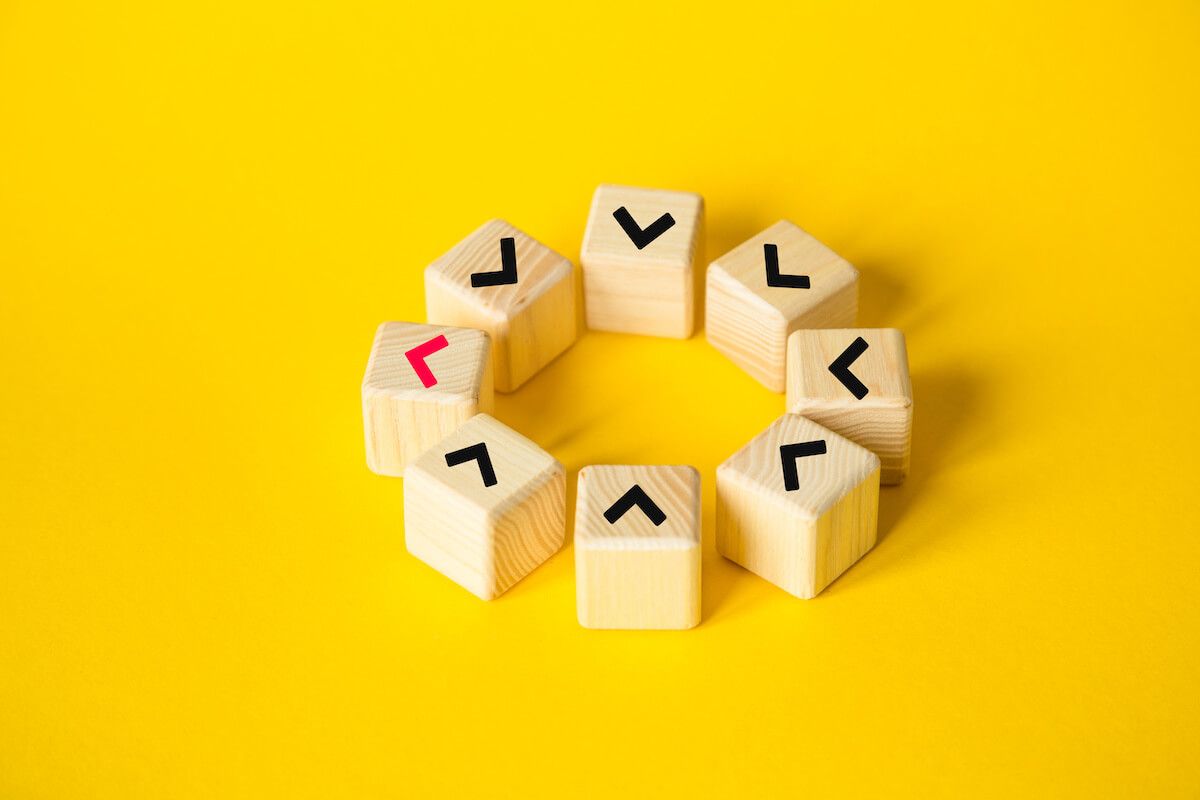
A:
[709,220,860,326]
[705,264,790,391]
[363,390,479,477]
[581,185,704,339]
[811,465,880,595]
[576,544,700,629]
[792,404,912,484]
[490,465,567,596]
[403,467,497,599]
[424,220,577,392]
[716,468,817,598]
[503,262,576,391]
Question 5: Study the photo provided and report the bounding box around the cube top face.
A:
[718,413,879,520]
[425,219,573,318]
[708,220,859,322]
[786,328,912,411]
[362,321,490,404]
[575,465,701,551]
[581,184,704,272]
[407,413,562,519]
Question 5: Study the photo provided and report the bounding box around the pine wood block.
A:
[716,413,880,599]
[580,184,705,339]
[425,219,577,393]
[362,321,493,477]
[706,220,859,391]
[574,465,701,630]
[786,328,912,485]
[403,413,565,600]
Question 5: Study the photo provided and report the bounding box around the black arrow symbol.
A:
[763,243,810,289]
[612,206,675,250]
[444,442,497,487]
[470,237,519,288]
[779,440,828,492]
[603,484,666,526]
[828,336,870,399]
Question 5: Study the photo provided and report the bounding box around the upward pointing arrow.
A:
[603,484,666,526]
[779,440,828,492]
[444,442,498,487]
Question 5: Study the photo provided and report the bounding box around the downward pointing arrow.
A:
[470,237,519,288]
[404,334,450,388]
[764,243,810,289]
[779,440,828,492]
[444,442,498,487]
[829,336,870,399]
[612,206,675,249]
[603,484,666,526]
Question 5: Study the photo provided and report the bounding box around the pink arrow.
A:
[404,334,450,388]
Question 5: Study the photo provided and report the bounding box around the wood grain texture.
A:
[575,465,701,630]
[786,328,912,484]
[362,321,493,477]
[705,220,858,391]
[403,413,565,600]
[425,219,577,393]
[580,184,704,339]
[716,413,879,599]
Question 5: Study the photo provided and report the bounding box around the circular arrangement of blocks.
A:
[362,183,913,630]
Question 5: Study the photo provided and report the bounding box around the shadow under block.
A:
[580,184,704,339]
[786,328,912,485]
[425,219,577,393]
[706,220,859,391]
[716,414,880,599]
[403,414,565,600]
[362,321,493,477]
[574,465,701,630]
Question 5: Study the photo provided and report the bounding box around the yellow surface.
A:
[2,1,1198,797]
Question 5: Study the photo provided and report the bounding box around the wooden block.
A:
[580,184,705,339]
[716,413,879,599]
[574,465,701,630]
[425,219,577,393]
[403,413,565,600]
[362,321,493,477]
[786,328,912,484]
[706,220,858,391]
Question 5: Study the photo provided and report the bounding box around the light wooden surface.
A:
[403,413,565,600]
[580,184,704,338]
[716,413,879,599]
[706,220,858,391]
[786,328,912,484]
[362,321,493,477]
[425,219,577,392]
[574,465,701,630]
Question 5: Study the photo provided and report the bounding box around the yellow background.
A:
[2,1,1199,796]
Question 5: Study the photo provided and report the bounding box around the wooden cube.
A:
[425,219,577,393]
[362,321,493,477]
[580,184,705,339]
[716,413,879,599]
[786,328,912,485]
[403,413,565,600]
[574,465,701,630]
[706,220,858,391]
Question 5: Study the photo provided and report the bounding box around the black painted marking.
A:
[828,336,870,399]
[470,237,518,288]
[603,484,667,526]
[779,440,828,492]
[612,206,675,250]
[763,243,810,289]
[444,442,498,487]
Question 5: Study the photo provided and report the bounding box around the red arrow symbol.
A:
[404,334,449,388]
